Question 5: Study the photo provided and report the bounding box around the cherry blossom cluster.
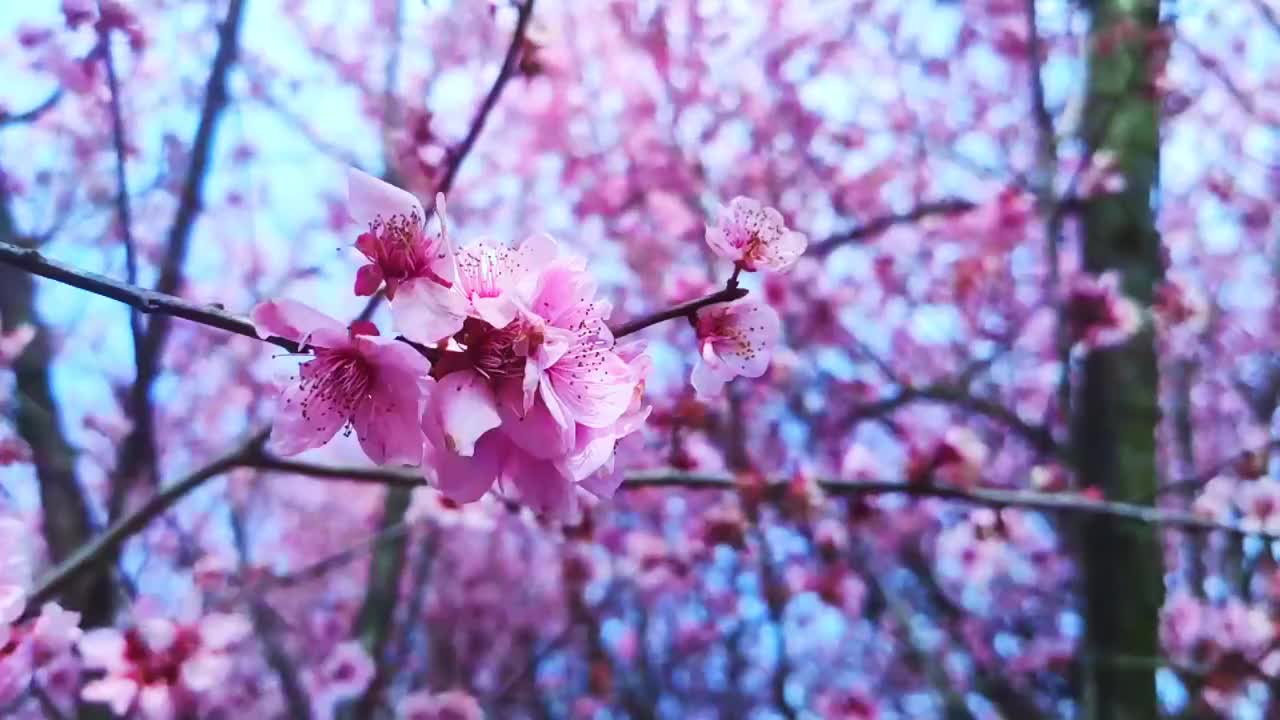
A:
[0,516,83,711]
[251,171,805,518]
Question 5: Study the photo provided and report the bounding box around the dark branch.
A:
[437,0,536,196]
[623,470,1280,542]
[353,0,537,325]
[0,91,62,128]
[221,455,1280,543]
[610,285,748,339]
[812,199,978,256]
[23,432,266,615]
[116,0,249,517]
[0,240,306,354]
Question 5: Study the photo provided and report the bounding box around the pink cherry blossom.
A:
[0,514,31,632]
[252,299,429,464]
[704,196,807,272]
[308,641,375,713]
[0,318,34,364]
[454,233,560,329]
[690,298,781,397]
[79,614,251,718]
[1238,479,1280,535]
[419,247,640,517]
[1064,271,1142,351]
[348,168,454,301]
[397,689,484,720]
[348,169,470,345]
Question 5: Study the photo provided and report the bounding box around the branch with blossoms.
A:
[0,172,806,518]
[27,442,1280,626]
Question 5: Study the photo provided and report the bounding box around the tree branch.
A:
[23,431,267,616]
[623,470,1280,542]
[223,453,1280,543]
[437,0,536,197]
[0,239,307,354]
[812,199,978,256]
[0,91,62,128]
[117,0,249,517]
[352,0,538,325]
[609,285,748,339]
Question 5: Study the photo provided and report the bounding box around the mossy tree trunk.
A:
[1075,0,1165,717]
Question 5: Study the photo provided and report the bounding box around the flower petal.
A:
[691,356,729,398]
[82,677,139,716]
[424,430,504,503]
[269,375,348,456]
[353,368,425,465]
[390,278,469,345]
[347,167,425,230]
[353,264,384,296]
[251,299,347,348]
[503,455,576,519]
[78,629,127,670]
[432,371,501,457]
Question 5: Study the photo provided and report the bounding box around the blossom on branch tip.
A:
[252,299,429,464]
[690,298,781,398]
[348,168,454,300]
[705,196,807,272]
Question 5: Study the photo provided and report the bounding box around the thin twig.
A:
[437,0,536,197]
[228,453,1280,543]
[0,91,62,128]
[0,239,438,361]
[812,199,978,256]
[610,286,748,339]
[353,0,538,325]
[116,0,249,517]
[0,239,306,353]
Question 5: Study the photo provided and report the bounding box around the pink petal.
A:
[353,264,384,296]
[137,683,174,720]
[713,301,780,377]
[198,613,252,650]
[531,263,597,327]
[424,431,504,503]
[561,425,617,483]
[472,294,520,329]
[763,229,808,271]
[138,618,177,652]
[82,677,139,715]
[431,371,501,457]
[181,652,232,693]
[390,278,468,345]
[503,455,576,519]
[269,378,348,456]
[359,334,431,377]
[690,356,729,398]
[499,380,574,460]
[78,628,127,670]
[353,369,425,465]
[346,167,424,230]
[549,344,635,428]
[250,299,347,349]
[0,585,23,625]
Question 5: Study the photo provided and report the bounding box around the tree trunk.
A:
[1076,1,1164,718]
[0,191,110,625]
